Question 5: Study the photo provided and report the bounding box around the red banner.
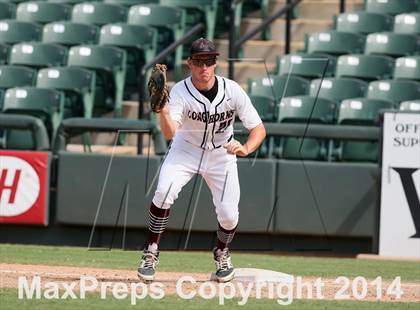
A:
[0,150,49,225]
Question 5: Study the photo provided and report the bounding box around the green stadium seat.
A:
[0,44,9,64]
[365,32,420,57]
[336,54,394,81]
[337,98,394,161]
[3,87,65,149]
[248,75,310,101]
[48,0,90,4]
[104,0,159,6]
[72,2,128,26]
[0,89,3,110]
[37,66,96,118]
[365,0,419,16]
[309,77,368,105]
[367,80,420,105]
[68,45,126,117]
[336,11,393,34]
[0,65,36,89]
[306,31,365,55]
[9,42,67,68]
[400,100,420,111]
[160,0,218,40]
[394,56,420,80]
[277,53,336,79]
[275,96,336,160]
[128,4,186,74]
[16,1,71,24]
[43,22,99,46]
[99,23,157,98]
[0,20,42,44]
[0,2,16,20]
[394,13,420,34]
[249,94,277,122]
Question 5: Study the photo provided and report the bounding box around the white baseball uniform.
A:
[152,75,262,230]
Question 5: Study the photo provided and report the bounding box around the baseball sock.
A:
[215,223,237,250]
[145,203,170,252]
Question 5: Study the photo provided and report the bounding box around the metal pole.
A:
[285,0,291,54]
[340,0,345,13]
[228,0,236,80]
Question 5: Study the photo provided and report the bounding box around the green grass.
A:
[0,244,419,282]
[0,288,418,310]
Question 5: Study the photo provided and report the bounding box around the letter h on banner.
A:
[0,169,22,204]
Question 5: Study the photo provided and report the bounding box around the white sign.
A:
[379,112,420,258]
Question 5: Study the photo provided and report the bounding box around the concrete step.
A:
[214,39,305,63]
[216,61,277,84]
[248,0,364,20]
[232,17,333,42]
[168,61,276,85]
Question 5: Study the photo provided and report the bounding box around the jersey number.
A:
[216,119,233,134]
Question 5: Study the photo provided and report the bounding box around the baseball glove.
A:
[148,64,169,113]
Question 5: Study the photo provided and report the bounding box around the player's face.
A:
[188,55,217,84]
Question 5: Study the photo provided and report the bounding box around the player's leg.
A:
[203,160,240,282]
[138,148,196,281]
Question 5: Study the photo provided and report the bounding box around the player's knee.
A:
[217,207,238,230]
[152,184,179,209]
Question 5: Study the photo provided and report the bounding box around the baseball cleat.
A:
[213,247,235,283]
[137,249,159,282]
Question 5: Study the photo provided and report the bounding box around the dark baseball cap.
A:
[190,38,219,57]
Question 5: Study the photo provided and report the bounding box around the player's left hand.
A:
[224,139,249,157]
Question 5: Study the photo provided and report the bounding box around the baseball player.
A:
[138,38,266,282]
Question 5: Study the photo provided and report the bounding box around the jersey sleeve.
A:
[234,83,262,130]
[168,86,185,125]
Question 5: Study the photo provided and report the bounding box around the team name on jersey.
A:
[187,109,235,124]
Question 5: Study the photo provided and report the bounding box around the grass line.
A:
[0,244,419,282]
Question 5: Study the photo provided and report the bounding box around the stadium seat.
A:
[400,100,420,111]
[48,0,88,4]
[104,0,159,6]
[0,65,36,89]
[9,42,68,69]
[393,56,420,80]
[249,95,277,122]
[72,2,128,26]
[37,66,96,118]
[67,45,126,117]
[0,44,9,64]
[336,11,393,34]
[365,0,419,16]
[309,78,368,105]
[99,23,157,98]
[0,20,42,44]
[367,80,420,105]
[337,98,394,161]
[0,2,16,20]
[277,53,336,79]
[2,87,65,149]
[394,13,420,34]
[275,96,336,160]
[248,75,310,101]
[16,1,71,24]
[335,54,394,81]
[0,89,3,110]
[365,32,420,57]
[306,31,365,55]
[128,4,186,75]
[160,0,218,40]
[43,22,99,46]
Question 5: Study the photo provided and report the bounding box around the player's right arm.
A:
[158,86,184,140]
[159,105,180,140]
